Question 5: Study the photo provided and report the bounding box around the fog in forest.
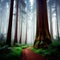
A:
[0,0,60,44]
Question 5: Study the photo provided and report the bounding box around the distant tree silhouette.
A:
[25,19,27,44]
[19,19,22,43]
[19,0,26,43]
[48,1,53,39]
[14,0,18,44]
[55,0,59,40]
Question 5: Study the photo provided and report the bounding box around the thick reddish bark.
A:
[14,0,18,45]
[34,0,51,48]
[6,0,14,46]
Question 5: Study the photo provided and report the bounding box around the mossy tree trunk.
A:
[6,0,14,46]
[34,0,52,48]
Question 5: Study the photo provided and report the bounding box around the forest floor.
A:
[20,47,47,60]
[0,40,60,60]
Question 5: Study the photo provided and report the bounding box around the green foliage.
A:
[0,46,22,60]
[0,39,6,47]
[0,43,29,60]
[31,40,60,56]
[10,47,22,56]
[14,43,29,49]
[31,48,47,56]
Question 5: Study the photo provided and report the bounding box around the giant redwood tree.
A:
[6,0,14,46]
[34,0,52,48]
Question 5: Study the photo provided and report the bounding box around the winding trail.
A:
[20,47,47,60]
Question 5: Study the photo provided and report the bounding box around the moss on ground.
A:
[0,44,29,60]
[30,40,60,60]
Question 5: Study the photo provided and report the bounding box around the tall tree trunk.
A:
[49,2,53,40]
[19,19,22,43]
[25,20,27,44]
[58,0,60,39]
[14,0,18,44]
[6,0,14,46]
[55,0,59,40]
[34,0,51,48]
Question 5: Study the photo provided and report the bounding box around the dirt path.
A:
[20,48,47,60]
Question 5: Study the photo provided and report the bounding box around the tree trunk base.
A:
[33,35,52,49]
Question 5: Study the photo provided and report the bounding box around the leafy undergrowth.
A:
[30,40,60,60]
[14,43,29,49]
[0,44,29,60]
